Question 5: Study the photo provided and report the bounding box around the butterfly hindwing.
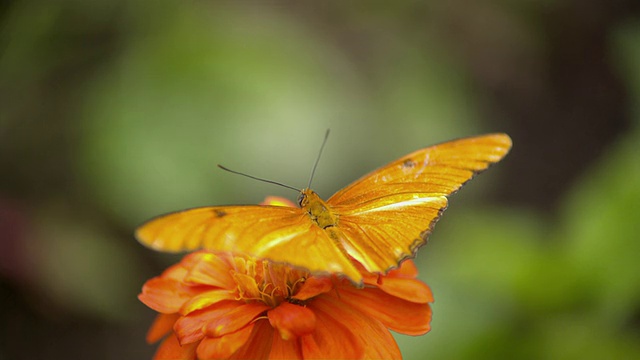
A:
[332,194,448,274]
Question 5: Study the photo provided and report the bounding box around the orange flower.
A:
[139,198,433,359]
[140,250,432,359]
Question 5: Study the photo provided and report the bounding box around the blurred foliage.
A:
[78,0,483,227]
[397,23,640,359]
[1,0,639,359]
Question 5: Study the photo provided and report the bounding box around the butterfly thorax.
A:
[298,189,338,229]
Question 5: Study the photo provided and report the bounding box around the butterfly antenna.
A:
[307,129,330,189]
[217,165,300,192]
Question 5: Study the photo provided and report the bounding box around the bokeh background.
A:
[2,0,640,359]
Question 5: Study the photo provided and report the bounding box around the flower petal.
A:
[292,277,333,301]
[147,313,180,344]
[268,302,316,340]
[162,263,190,281]
[306,295,400,359]
[153,332,197,360]
[139,277,200,314]
[196,323,255,359]
[261,196,296,207]
[270,332,302,359]
[184,252,236,288]
[229,320,273,360]
[338,286,432,335]
[389,259,419,277]
[300,334,321,357]
[300,297,363,359]
[233,273,263,300]
[376,276,434,304]
[179,289,236,315]
[203,302,269,337]
[175,300,238,344]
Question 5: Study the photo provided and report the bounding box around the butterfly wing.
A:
[136,205,362,282]
[328,133,512,273]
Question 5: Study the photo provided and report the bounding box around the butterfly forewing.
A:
[328,133,512,206]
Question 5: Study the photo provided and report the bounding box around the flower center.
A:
[230,256,308,308]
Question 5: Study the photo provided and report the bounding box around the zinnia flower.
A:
[139,197,433,359]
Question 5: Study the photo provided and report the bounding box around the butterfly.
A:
[136,133,512,284]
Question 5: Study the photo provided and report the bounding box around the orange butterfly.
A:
[136,133,512,284]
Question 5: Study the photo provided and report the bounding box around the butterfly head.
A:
[297,188,326,209]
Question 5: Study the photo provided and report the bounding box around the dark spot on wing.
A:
[402,159,416,168]
[214,209,227,218]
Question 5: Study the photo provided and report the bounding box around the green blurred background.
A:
[2,1,640,359]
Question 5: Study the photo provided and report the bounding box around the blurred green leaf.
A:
[559,133,640,326]
[400,207,547,360]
